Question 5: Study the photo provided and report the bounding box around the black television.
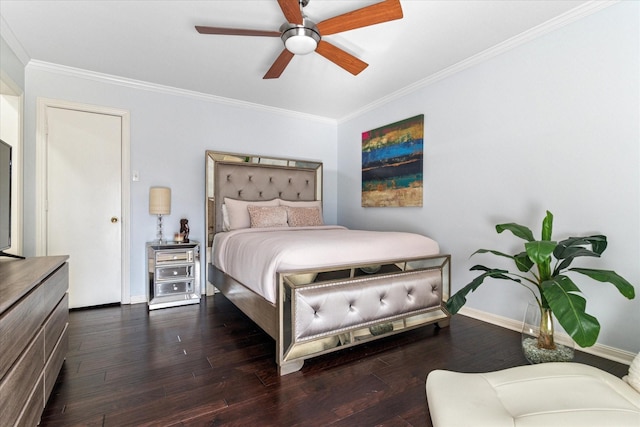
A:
[0,139,22,258]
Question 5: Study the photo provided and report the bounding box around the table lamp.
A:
[149,186,171,242]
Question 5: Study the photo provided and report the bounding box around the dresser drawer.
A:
[15,373,45,427]
[156,265,193,280]
[45,323,68,404]
[0,329,45,426]
[44,293,69,360]
[0,285,45,380]
[42,263,69,316]
[155,249,194,265]
[156,280,194,296]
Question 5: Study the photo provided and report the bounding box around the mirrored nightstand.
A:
[146,241,200,310]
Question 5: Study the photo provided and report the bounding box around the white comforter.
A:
[213,226,439,304]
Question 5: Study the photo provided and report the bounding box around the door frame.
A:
[35,97,131,304]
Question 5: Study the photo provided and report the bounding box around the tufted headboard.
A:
[206,151,323,245]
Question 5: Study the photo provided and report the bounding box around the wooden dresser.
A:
[0,256,69,426]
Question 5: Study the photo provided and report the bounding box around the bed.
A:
[205,151,451,375]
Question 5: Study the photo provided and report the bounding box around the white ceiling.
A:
[1,0,606,120]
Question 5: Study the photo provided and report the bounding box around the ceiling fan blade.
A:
[195,26,280,37]
[315,41,368,76]
[317,0,403,35]
[277,0,303,25]
[263,49,295,79]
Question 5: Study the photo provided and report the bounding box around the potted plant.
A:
[446,211,635,358]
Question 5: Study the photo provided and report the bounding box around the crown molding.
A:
[0,15,30,66]
[26,60,336,125]
[339,0,619,123]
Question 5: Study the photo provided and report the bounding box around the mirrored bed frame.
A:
[205,150,451,375]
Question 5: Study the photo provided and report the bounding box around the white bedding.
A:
[213,225,440,304]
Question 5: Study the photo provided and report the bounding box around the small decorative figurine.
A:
[180,218,190,243]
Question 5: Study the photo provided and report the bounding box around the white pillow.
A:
[623,352,640,393]
[221,204,231,231]
[223,197,279,230]
[286,206,324,227]
[278,199,322,209]
[248,205,288,228]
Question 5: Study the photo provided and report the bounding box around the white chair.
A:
[426,354,640,427]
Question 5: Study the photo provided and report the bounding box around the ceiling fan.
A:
[195,0,403,79]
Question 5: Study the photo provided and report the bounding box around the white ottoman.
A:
[426,361,640,427]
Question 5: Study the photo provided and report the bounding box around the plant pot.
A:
[521,302,574,364]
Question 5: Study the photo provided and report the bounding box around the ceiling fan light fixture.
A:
[281,25,320,55]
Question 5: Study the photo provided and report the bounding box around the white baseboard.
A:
[129,295,147,305]
[458,307,635,366]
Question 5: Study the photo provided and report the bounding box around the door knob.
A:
[111,216,119,223]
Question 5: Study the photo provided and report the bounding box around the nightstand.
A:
[146,241,200,310]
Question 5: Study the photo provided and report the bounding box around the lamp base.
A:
[156,214,165,243]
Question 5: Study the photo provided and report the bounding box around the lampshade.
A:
[149,187,171,215]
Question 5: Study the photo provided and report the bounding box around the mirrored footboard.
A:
[276,254,451,375]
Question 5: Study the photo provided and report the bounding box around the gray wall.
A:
[337,1,639,354]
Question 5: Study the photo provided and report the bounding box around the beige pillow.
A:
[623,352,640,393]
[248,206,288,228]
[224,197,279,230]
[286,206,324,227]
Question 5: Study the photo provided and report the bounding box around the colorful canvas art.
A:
[362,115,424,207]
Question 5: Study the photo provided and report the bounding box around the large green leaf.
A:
[472,249,533,273]
[524,240,557,265]
[555,252,594,276]
[557,247,600,260]
[555,246,600,261]
[553,236,607,276]
[470,265,513,275]
[496,222,535,242]
[554,234,607,259]
[541,211,553,241]
[514,251,534,272]
[555,236,607,258]
[570,268,636,299]
[472,249,514,259]
[553,236,606,274]
[541,275,600,347]
[555,237,592,259]
[587,235,608,255]
[446,267,519,314]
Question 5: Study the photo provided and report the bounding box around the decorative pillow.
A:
[286,206,324,227]
[248,205,288,228]
[224,197,279,230]
[623,352,640,393]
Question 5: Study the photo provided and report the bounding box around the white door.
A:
[46,107,122,308]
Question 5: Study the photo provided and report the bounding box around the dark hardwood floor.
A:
[40,294,630,426]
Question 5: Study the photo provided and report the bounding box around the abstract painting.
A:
[362,114,424,207]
